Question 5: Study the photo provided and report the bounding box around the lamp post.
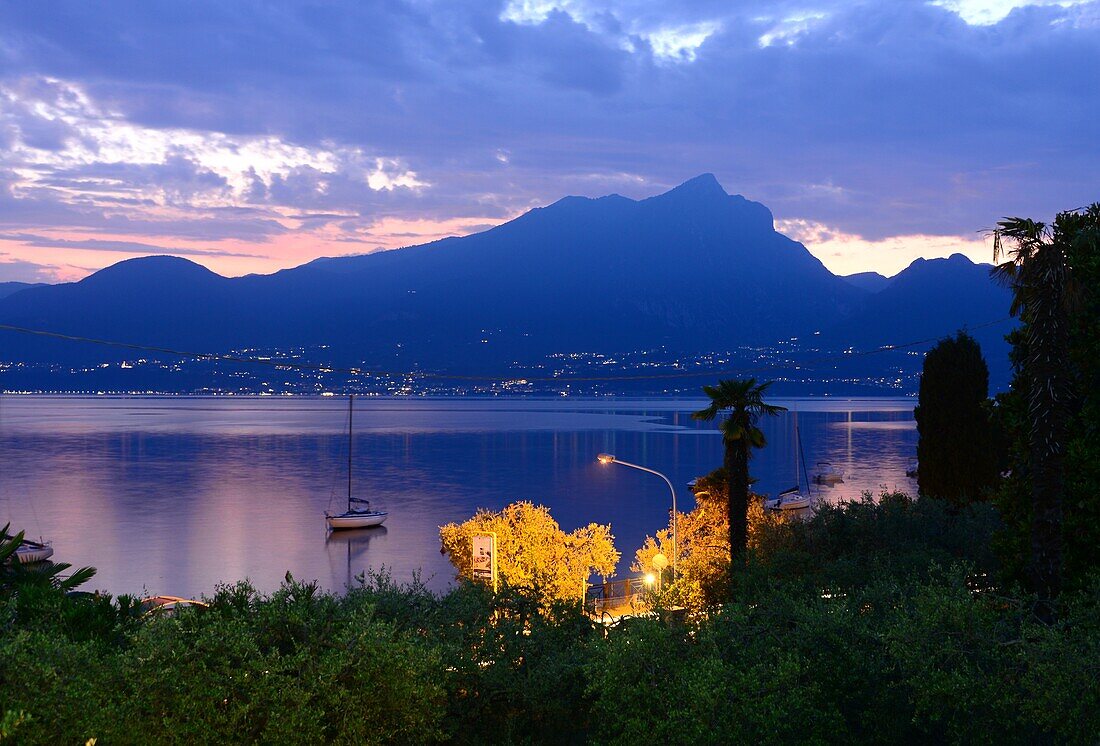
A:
[597,453,678,578]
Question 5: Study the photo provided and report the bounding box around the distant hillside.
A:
[0,176,861,366]
[0,282,48,300]
[0,177,1015,391]
[825,254,1013,388]
[841,271,890,293]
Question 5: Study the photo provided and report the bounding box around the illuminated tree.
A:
[634,469,788,609]
[439,501,619,603]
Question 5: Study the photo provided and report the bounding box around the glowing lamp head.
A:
[597,453,616,465]
[651,553,668,571]
[644,573,656,586]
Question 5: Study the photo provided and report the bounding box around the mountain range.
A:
[0,175,1014,392]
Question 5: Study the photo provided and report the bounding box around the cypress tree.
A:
[914,332,998,505]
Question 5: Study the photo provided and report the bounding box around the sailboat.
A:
[764,419,813,512]
[1,532,55,564]
[325,395,388,530]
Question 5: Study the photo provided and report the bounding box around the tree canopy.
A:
[439,501,619,602]
[914,331,998,504]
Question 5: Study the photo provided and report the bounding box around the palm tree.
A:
[992,214,1080,620]
[692,379,786,572]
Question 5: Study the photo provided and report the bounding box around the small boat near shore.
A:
[905,459,919,478]
[12,537,54,564]
[764,486,812,511]
[325,395,388,531]
[766,419,814,512]
[2,524,55,564]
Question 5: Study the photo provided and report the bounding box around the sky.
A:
[0,0,1097,283]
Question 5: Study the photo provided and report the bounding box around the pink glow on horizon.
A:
[0,214,512,283]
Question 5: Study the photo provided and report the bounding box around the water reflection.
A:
[324,527,389,590]
[0,397,917,598]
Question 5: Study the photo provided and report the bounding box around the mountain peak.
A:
[899,253,982,275]
[661,173,727,199]
[80,255,224,287]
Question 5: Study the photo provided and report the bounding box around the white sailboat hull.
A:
[764,491,812,511]
[326,511,388,530]
[13,541,54,564]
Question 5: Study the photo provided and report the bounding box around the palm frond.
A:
[58,566,98,591]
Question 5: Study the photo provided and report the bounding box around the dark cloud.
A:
[0,0,1096,247]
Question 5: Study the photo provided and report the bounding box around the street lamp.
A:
[596,453,678,578]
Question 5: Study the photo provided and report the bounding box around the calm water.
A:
[0,396,918,598]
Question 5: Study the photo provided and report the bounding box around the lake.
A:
[0,396,918,598]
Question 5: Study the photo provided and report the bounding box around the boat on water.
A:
[812,461,844,485]
[325,395,388,531]
[905,459,919,478]
[765,419,814,512]
[764,486,812,511]
[1,525,54,567]
[140,595,209,616]
[9,537,54,564]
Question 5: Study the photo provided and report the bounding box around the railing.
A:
[585,576,648,616]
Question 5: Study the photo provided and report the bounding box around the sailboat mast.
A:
[797,421,812,498]
[793,411,800,490]
[347,394,354,510]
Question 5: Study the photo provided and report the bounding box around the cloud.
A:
[0,232,263,258]
[0,0,1095,277]
[0,254,63,283]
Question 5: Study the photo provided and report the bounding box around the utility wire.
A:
[0,316,1013,383]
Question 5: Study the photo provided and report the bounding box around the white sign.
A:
[471,533,497,591]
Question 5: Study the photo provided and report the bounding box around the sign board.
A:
[471,532,497,591]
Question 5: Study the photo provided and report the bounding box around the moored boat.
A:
[325,395,388,531]
[12,537,54,564]
[764,486,812,511]
[326,503,388,529]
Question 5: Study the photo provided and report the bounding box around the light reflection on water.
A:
[0,396,917,597]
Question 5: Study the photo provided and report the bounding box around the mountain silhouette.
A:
[824,253,1013,387]
[841,271,890,293]
[0,177,1013,390]
[0,282,47,300]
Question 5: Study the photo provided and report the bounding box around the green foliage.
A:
[0,576,447,745]
[3,497,1100,743]
[914,332,998,504]
[1,710,31,740]
[992,203,1100,601]
[745,490,1001,592]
